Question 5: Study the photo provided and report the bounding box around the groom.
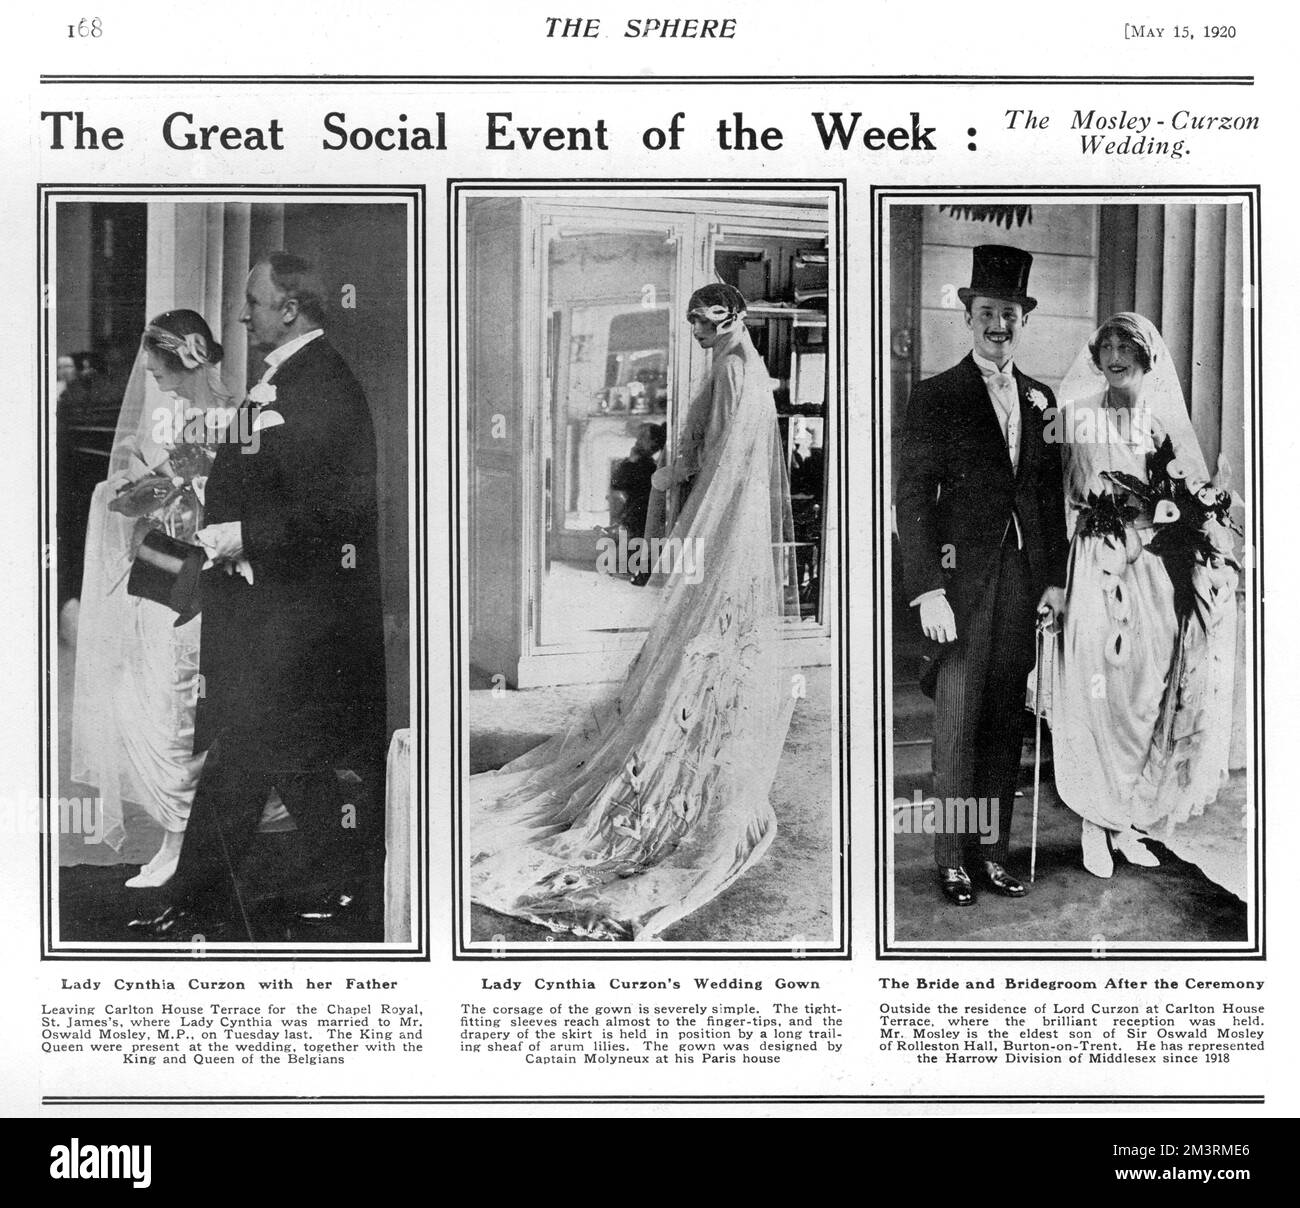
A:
[896,245,1068,906]
[131,252,387,939]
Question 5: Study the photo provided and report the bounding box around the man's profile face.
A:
[239,263,289,351]
[965,295,1026,366]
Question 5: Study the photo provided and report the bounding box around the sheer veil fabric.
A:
[1056,312,1209,507]
[1051,313,1237,834]
[470,327,801,940]
[70,350,231,849]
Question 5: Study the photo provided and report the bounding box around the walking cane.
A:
[1030,608,1053,885]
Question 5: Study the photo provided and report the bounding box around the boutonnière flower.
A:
[1028,387,1049,413]
[248,381,277,406]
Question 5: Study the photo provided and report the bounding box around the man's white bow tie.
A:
[990,372,1014,392]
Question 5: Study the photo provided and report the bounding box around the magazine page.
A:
[0,0,1292,1156]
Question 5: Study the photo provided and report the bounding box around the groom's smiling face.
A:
[966,295,1026,366]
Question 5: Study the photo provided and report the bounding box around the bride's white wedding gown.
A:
[1052,381,1238,838]
[71,386,289,885]
[469,332,800,940]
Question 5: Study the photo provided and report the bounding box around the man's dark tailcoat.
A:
[896,351,1068,868]
[195,336,385,765]
[172,335,386,913]
[897,353,1068,693]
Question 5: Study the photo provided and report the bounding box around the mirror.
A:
[539,227,677,646]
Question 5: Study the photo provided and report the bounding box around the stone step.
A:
[891,615,1053,798]
[891,725,1054,801]
[893,681,932,720]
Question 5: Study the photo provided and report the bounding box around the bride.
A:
[470,283,800,940]
[1051,312,1240,877]
[71,310,286,888]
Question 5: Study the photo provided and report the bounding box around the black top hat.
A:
[127,529,204,627]
[957,245,1037,313]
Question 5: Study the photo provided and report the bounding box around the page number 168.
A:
[67,18,102,37]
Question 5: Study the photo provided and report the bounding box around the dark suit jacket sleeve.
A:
[241,375,377,576]
[1034,382,1070,589]
[896,377,947,602]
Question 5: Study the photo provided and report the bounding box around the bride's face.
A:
[1096,332,1147,396]
[688,313,725,349]
[144,347,195,400]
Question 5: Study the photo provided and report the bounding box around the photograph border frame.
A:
[448,178,852,961]
[872,184,1265,961]
[37,182,431,962]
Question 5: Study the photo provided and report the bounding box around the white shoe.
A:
[1114,828,1160,867]
[126,829,183,888]
[1081,820,1114,878]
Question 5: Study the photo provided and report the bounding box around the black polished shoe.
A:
[295,887,360,924]
[938,865,975,907]
[127,904,226,941]
[127,904,175,930]
[982,860,1027,898]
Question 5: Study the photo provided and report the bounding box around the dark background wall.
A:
[55,199,411,737]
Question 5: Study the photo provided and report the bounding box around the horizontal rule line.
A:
[44,1094,1265,1105]
[39,74,1255,86]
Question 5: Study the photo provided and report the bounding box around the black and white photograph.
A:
[43,190,421,954]
[879,192,1260,955]
[454,185,845,952]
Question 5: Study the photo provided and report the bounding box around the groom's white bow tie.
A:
[978,364,1021,473]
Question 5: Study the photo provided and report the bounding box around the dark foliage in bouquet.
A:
[106,440,215,558]
[1075,487,1141,543]
[1101,434,1242,630]
[107,474,186,519]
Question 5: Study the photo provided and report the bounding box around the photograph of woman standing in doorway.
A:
[460,189,842,949]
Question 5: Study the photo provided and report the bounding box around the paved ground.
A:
[889,771,1250,945]
[56,620,1248,949]
[54,631,381,943]
[468,665,837,944]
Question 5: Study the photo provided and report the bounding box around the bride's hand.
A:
[652,463,688,491]
[108,448,157,493]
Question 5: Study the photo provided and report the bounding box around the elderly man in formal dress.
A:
[131,252,386,939]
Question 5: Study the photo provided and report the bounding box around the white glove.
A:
[195,521,245,563]
[919,594,957,643]
[1037,586,1066,626]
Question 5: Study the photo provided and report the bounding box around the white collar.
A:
[262,328,325,379]
[972,351,1016,380]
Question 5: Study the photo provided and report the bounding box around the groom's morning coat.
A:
[194,336,386,770]
[896,352,1069,690]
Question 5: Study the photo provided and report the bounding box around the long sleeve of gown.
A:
[677,355,745,480]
